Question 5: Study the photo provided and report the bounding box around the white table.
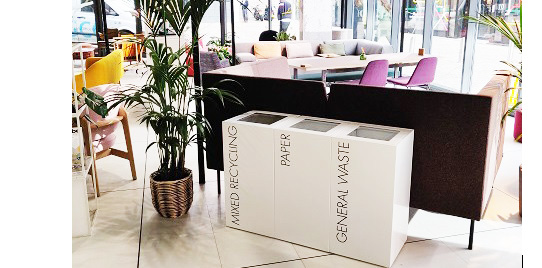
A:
[289,52,433,82]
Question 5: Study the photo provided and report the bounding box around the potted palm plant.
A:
[110,0,241,218]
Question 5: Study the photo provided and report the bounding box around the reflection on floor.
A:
[73,70,522,268]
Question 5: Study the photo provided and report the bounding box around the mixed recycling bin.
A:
[222,111,299,237]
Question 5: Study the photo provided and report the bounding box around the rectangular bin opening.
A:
[239,113,287,125]
[348,126,399,141]
[290,119,339,132]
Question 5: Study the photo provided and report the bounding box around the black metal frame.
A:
[468,219,475,250]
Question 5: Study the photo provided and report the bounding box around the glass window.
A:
[81,0,93,13]
[430,0,469,92]
[231,0,272,42]
[470,0,521,93]
[104,3,118,16]
[374,0,392,44]
[401,0,424,76]
[332,0,342,27]
[402,0,424,53]
[353,0,368,39]
[272,0,300,38]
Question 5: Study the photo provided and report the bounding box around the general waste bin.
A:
[330,124,414,267]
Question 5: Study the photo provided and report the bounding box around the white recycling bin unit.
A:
[223,111,299,237]
[330,123,414,267]
[222,111,414,268]
[274,117,353,251]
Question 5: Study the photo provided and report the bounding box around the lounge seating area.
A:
[10,0,532,267]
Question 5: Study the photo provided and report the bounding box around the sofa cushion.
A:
[285,42,314,59]
[319,43,346,56]
[280,40,320,56]
[324,40,358,55]
[254,42,282,59]
[236,52,257,63]
[235,42,255,54]
[355,39,393,55]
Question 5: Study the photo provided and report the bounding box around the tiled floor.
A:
[72,70,522,267]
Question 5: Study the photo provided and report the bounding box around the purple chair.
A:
[387,57,437,89]
[340,59,389,87]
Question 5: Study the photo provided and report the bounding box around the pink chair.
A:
[82,84,137,197]
[387,57,438,89]
[340,60,389,87]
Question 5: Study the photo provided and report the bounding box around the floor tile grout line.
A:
[98,187,146,194]
[240,254,332,268]
[205,185,224,268]
[136,129,149,268]
[493,187,520,201]
[439,237,472,264]
[291,245,308,268]
[405,225,521,244]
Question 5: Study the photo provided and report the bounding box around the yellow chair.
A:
[74,49,124,94]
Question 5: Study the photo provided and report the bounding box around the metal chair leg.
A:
[468,219,475,250]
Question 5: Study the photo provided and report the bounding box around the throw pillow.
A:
[319,43,346,56]
[254,42,282,59]
[87,84,121,122]
[236,52,257,63]
[324,40,358,55]
[285,42,314,59]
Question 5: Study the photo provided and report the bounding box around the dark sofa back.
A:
[327,85,495,220]
[202,72,509,221]
[202,73,328,170]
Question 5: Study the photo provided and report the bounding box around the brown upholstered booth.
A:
[202,68,510,249]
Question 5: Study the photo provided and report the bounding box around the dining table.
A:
[288,52,434,83]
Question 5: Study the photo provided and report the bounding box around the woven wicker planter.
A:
[150,169,193,218]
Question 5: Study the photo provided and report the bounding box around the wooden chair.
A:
[81,106,137,197]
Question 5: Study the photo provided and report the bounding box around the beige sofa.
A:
[232,39,393,81]
[236,39,393,63]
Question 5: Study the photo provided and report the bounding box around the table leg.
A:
[293,68,298,79]
[322,70,327,83]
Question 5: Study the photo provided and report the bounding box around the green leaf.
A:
[82,87,108,118]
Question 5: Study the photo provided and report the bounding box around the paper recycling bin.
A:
[223,111,299,236]
[330,123,414,267]
[274,117,354,251]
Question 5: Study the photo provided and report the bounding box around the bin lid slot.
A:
[290,119,339,132]
[348,126,399,141]
[239,113,287,125]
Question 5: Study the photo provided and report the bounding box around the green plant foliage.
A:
[466,3,522,121]
[207,36,233,63]
[108,0,243,180]
[275,31,296,41]
[82,87,108,118]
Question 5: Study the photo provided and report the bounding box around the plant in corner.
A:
[110,0,242,218]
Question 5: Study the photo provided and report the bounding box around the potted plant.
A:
[275,31,296,41]
[207,36,234,65]
[110,0,242,218]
